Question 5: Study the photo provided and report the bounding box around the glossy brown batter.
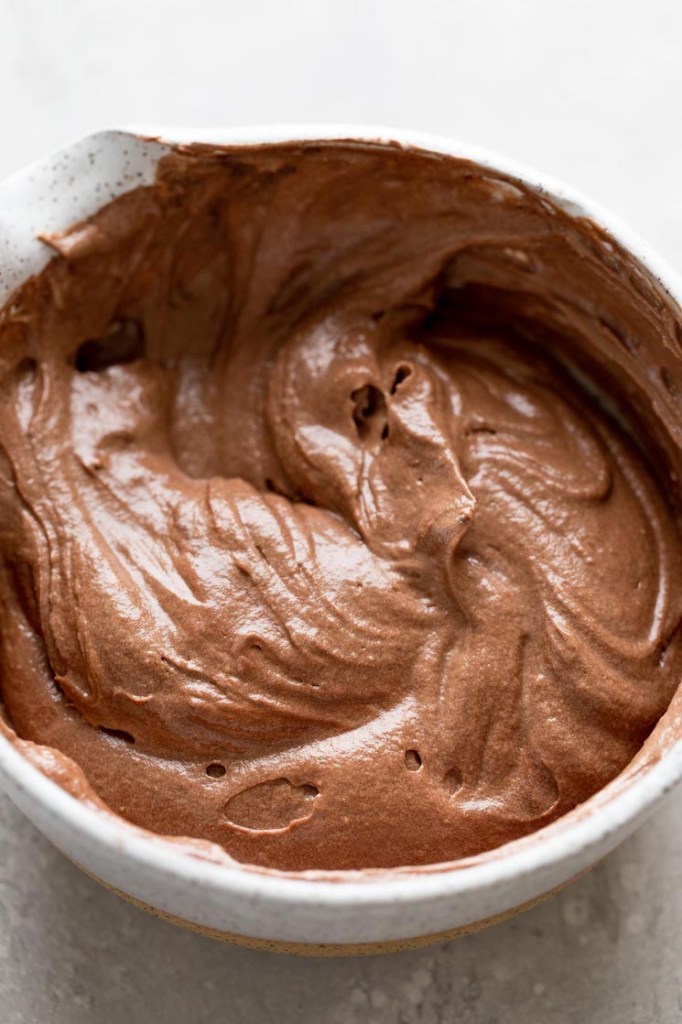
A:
[1,140,682,871]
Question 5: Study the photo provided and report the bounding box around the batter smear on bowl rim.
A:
[0,140,681,871]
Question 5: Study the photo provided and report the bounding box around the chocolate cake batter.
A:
[1,140,681,871]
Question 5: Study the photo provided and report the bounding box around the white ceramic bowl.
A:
[1,126,682,955]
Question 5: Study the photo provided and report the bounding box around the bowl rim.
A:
[1,122,682,908]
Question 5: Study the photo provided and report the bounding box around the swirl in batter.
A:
[0,141,681,870]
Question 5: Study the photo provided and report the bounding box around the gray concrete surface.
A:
[1,789,680,1024]
[2,0,682,1020]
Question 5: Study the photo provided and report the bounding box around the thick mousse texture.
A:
[1,141,682,871]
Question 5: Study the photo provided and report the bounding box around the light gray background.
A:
[1,0,681,1021]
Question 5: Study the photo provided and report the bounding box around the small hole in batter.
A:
[14,357,37,379]
[390,364,412,394]
[75,318,144,373]
[351,384,388,442]
[99,727,135,744]
[405,749,422,771]
[466,425,497,437]
[206,763,226,778]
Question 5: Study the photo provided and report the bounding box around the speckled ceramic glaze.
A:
[1,126,681,954]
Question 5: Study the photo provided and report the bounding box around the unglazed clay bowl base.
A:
[68,852,589,956]
[0,125,681,953]
[97,879,563,955]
